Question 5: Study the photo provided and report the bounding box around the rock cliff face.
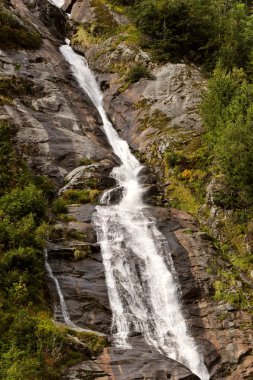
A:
[1,0,114,186]
[1,1,252,379]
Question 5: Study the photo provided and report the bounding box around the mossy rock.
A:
[73,246,92,260]
[0,3,42,50]
[62,189,101,204]
[70,330,107,356]
[0,75,34,100]
[90,0,118,37]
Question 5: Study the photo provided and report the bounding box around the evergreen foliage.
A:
[114,0,253,72]
[201,66,253,207]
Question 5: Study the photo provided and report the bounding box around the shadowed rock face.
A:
[95,336,201,380]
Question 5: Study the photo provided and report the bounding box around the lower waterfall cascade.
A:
[59,42,210,380]
[43,248,76,327]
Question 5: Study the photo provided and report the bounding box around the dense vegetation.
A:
[112,0,253,71]
[201,66,253,208]
[0,121,105,379]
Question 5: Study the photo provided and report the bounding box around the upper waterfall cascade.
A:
[50,0,65,7]
[60,42,209,380]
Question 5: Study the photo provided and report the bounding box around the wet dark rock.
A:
[101,186,123,205]
[47,246,111,334]
[100,80,110,92]
[67,204,96,223]
[29,0,67,40]
[59,161,117,193]
[96,337,200,380]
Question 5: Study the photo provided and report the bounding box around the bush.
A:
[0,184,46,221]
[126,64,152,83]
[62,189,100,204]
[51,198,68,215]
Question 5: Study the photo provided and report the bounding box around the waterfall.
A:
[44,248,106,336]
[59,44,209,380]
[50,0,65,7]
[43,248,76,327]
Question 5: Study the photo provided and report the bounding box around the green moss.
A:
[0,3,41,50]
[79,157,94,166]
[0,94,13,105]
[70,331,107,356]
[119,24,142,46]
[90,0,118,37]
[182,228,194,235]
[126,64,152,83]
[51,198,68,215]
[83,178,100,189]
[67,229,86,241]
[73,246,91,260]
[0,75,34,101]
[62,189,100,204]
[138,110,171,132]
[71,25,101,48]
[167,179,200,215]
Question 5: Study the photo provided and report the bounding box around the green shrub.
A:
[0,184,46,221]
[72,331,107,356]
[51,198,68,215]
[62,189,100,204]
[126,64,152,83]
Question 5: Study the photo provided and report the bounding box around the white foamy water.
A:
[60,43,209,380]
[44,248,105,335]
[50,0,65,7]
[43,249,76,327]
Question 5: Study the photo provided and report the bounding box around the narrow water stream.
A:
[43,249,76,327]
[59,43,209,380]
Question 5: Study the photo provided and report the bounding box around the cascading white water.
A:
[43,248,76,327]
[44,248,105,336]
[60,43,209,380]
[50,0,65,7]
